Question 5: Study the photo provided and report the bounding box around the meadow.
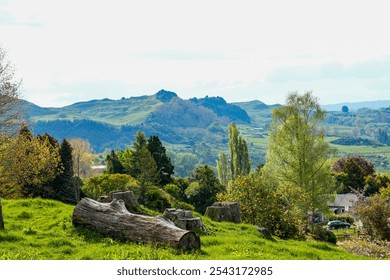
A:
[0,198,371,260]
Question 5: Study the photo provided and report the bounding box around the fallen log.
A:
[72,198,200,250]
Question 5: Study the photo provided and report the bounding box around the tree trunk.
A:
[72,198,200,250]
[0,195,4,230]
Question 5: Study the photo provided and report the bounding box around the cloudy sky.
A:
[1,0,390,107]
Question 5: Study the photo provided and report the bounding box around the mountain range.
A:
[24,90,390,174]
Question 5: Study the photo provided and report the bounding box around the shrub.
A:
[143,187,174,212]
[82,174,139,199]
[163,184,181,200]
[312,226,337,244]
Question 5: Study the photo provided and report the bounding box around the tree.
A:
[264,91,336,231]
[355,188,390,241]
[228,123,251,179]
[216,152,229,186]
[0,45,23,230]
[332,155,375,193]
[52,139,76,203]
[342,105,349,113]
[105,150,125,174]
[186,165,223,213]
[136,146,160,203]
[147,135,174,185]
[2,127,62,198]
[69,138,92,201]
[69,138,92,178]
[218,169,302,239]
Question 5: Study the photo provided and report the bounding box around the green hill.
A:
[23,91,390,172]
[0,198,370,260]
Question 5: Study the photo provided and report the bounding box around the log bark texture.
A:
[72,198,200,250]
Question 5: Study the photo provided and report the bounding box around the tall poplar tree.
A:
[216,152,229,186]
[264,91,336,231]
[229,123,251,179]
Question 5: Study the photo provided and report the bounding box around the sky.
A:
[1,0,390,107]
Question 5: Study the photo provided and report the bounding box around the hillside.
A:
[0,198,370,260]
[24,91,390,172]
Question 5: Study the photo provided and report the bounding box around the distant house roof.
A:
[328,193,358,208]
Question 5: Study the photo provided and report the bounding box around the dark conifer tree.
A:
[106,150,124,174]
[147,135,174,186]
[52,139,76,203]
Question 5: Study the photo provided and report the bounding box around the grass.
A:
[0,198,373,260]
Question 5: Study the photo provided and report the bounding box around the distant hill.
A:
[23,91,390,173]
[25,90,258,152]
[322,100,390,112]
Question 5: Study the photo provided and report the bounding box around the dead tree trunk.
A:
[72,198,200,250]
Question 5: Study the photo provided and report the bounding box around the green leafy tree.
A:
[355,188,390,240]
[342,105,349,113]
[147,135,174,185]
[228,123,251,179]
[0,45,24,230]
[218,170,302,239]
[186,165,223,213]
[264,91,336,231]
[332,155,376,193]
[2,127,62,198]
[216,152,230,186]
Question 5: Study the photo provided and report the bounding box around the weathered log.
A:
[72,198,200,250]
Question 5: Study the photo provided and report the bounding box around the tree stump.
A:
[112,190,139,210]
[205,202,241,223]
[72,198,200,250]
[163,208,207,232]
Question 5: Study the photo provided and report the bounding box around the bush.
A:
[173,201,195,211]
[82,174,139,199]
[312,226,337,244]
[163,184,181,200]
[143,187,174,212]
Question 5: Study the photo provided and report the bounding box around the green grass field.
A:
[0,198,372,260]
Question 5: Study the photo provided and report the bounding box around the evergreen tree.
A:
[147,135,174,186]
[105,150,125,174]
[52,139,75,203]
[136,146,160,203]
[186,165,223,213]
[264,91,336,231]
